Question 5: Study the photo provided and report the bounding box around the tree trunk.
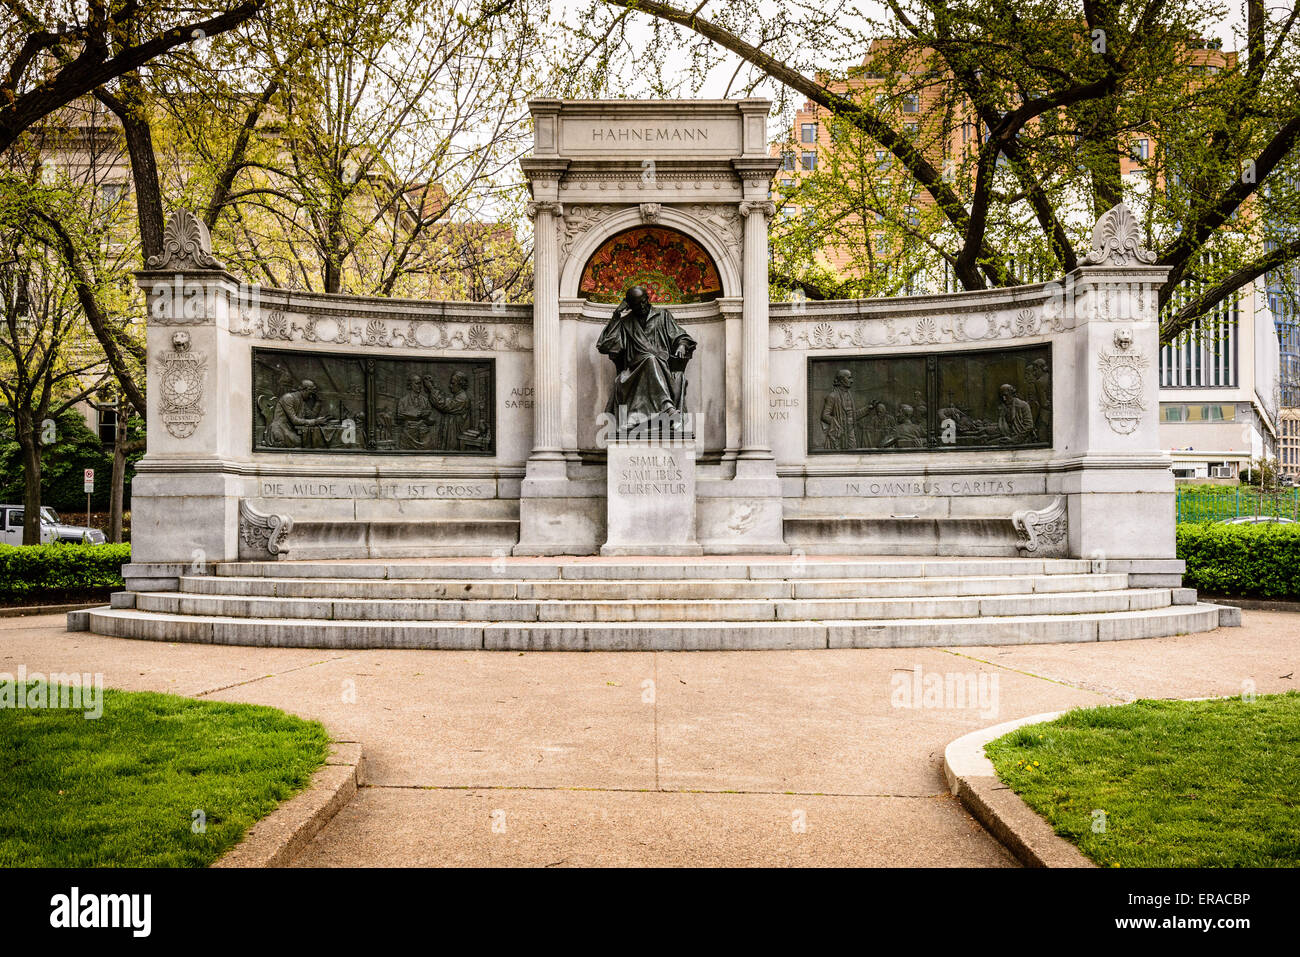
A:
[110,412,128,543]
[18,434,43,546]
[95,74,165,260]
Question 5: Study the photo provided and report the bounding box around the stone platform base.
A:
[79,555,1238,650]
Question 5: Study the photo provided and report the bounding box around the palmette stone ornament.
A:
[157,331,206,438]
[1080,202,1157,267]
[147,208,224,271]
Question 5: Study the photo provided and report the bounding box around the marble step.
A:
[179,571,1133,601]
[83,602,1234,651]
[211,557,1102,581]
[133,587,1173,623]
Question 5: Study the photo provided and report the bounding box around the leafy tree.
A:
[1,0,264,153]
[0,233,109,542]
[148,0,544,297]
[574,0,1300,342]
[2,91,146,536]
[0,407,136,513]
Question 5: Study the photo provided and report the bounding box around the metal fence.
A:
[1175,486,1300,524]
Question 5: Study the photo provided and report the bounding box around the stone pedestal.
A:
[602,440,702,556]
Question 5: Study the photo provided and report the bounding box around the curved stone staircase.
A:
[77,556,1239,650]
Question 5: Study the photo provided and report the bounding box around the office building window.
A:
[800,151,816,171]
[1160,299,1239,388]
[1160,404,1236,423]
[800,122,818,143]
[901,92,919,113]
[98,407,118,445]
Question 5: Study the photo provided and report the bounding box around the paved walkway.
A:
[2,611,1294,866]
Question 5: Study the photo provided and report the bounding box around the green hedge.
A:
[0,543,130,604]
[1177,522,1300,600]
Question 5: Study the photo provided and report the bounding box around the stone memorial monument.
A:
[77,96,1240,652]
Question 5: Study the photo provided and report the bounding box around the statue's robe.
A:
[819,388,858,449]
[596,303,696,422]
[998,395,1036,443]
[265,390,319,448]
[429,385,472,451]
[396,388,433,450]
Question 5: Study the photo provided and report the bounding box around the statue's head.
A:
[625,285,651,316]
[407,374,423,393]
[833,369,853,389]
[999,383,1016,402]
[449,371,469,391]
[301,379,318,399]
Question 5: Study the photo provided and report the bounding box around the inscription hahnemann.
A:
[590,126,710,143]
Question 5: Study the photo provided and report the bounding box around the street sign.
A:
[84,468,94,493]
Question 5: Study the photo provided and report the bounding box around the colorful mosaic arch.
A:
[579,226,722,304]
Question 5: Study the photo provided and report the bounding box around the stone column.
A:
[526,198,564,468]
[738,199,776,472]
[515,152,599,555]
[716,296,744,464]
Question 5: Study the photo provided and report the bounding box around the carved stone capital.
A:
[738,200,776,221]
[526,200,565,221]
[1081,202,1157,267]
[147,208,224,271]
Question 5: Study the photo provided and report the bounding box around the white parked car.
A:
[1,505,107,545]
[1222,516,1296,525]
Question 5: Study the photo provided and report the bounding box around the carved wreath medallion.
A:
[1098,329,1147,434]
[157,332,207,438]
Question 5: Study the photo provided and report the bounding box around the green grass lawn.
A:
[985,693,1300,867]
[0,683,329,867]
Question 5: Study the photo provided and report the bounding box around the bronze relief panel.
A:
[808,344,1051,453]
[253,348,495,454]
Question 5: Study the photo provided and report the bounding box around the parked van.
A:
[0,506,107,546]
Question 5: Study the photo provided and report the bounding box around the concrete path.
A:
[2,611,1295,866]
